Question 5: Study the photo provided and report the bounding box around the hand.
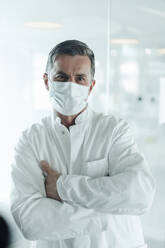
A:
[40,160,61,201]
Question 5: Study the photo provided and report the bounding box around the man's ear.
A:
[88,80,96,96]
[43,73,49,90]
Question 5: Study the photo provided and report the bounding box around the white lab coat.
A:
[10,104,156,248]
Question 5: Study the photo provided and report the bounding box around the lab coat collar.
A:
[51,103,92,127]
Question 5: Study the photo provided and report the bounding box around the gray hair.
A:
[45,40,95,79]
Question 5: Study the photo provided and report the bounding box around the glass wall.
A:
[110,1,165,247]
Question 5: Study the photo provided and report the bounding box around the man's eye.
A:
[77,76,85,81]
[57,75,65,79]
[55,75,67,81]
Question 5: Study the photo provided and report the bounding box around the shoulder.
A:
[17,115,51,146]
[90,107,130,133]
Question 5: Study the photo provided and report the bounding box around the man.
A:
[10,40,156,248]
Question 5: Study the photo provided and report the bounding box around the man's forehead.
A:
[51,55,91,73]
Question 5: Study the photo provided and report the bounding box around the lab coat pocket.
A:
[82,157,108,178]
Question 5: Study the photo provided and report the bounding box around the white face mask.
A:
[48,80,90,116]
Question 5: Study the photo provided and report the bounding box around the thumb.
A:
[40,160,51,174]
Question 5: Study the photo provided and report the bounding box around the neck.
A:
[56,106,87,129]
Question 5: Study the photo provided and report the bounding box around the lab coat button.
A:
[62,131,65,134]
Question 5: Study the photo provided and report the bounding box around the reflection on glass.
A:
[159,77,165,124]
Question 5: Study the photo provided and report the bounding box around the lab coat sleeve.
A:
[56,119,156,215]
[10,131,107,241]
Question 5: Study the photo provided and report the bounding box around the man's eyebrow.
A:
[55,71,68,76]
[75,73,87,77]
[55,72,88,77]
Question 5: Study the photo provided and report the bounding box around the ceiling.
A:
[111,0,165,48]
[0,0,165,51]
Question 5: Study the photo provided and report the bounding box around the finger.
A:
[40,160,60,177]
[40,161,57,175]
[40,160,51,173]
[40,160,49,167]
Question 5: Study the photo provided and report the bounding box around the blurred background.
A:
[0,0,165,247]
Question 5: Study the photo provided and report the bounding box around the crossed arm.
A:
[10,133,107,241]
[10,120,156,241]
